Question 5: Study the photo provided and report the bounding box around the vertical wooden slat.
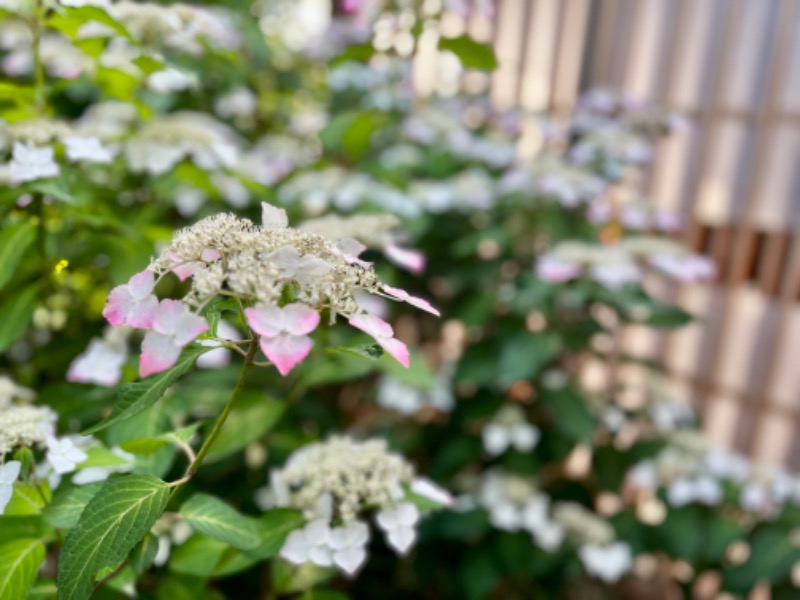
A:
[658,0,740,417]
[753,229,800,460]
[590,0,621,85]
[692,0,797,452]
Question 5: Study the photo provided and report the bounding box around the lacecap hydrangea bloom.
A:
[102,203,438,377]
[258,436,451,576]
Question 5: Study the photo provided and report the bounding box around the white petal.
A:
[387,526,416,555]
[280,531,310,564]
[309,544,333,567]
[304,518,331,545]
[482,424,510,456]
[333,546,367,575]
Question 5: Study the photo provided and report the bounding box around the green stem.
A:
[169,339,259,499]
[31,1,46,115]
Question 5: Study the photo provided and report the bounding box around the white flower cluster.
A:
[262,436,451,576]
[102,3,241,54]
[574,88,689,137]
[376,373,455,415]
[328,60,412,111]
[124,111,239,176]
[151,205,380,317]
[588,197,682,233]
[570,125,652,170]
[482,404,540,456]
[0,398,56,456]
[402,104,517,169]
[238,134,320,186]
[67,326,130,387]
[536,237,715,289]
[500,157,607,208]
[278,167,418,217]
[0,377,130,514]
[628,429,800,515]
[471,469,633,583]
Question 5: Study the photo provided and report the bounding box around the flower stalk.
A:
[169,339,259,497]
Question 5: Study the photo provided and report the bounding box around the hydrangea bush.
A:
[1,1,799,599]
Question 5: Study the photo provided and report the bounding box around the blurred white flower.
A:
[67,334,128,387]
[376,502,419,555]
[9,142,59,183]
[579,542,632,583]
[45,436,88,475]
[329,521,370,574]
[0,460,21,515]
[64,136,114,163]
[280,518,334,567]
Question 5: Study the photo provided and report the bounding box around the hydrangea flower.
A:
[264,437,449,576]
[67,329,129,387]
[578,542,633,583]
[140,300,208,376]
[244,303,320,375]
[8,142,60,183]
[45,436,88,475]
[102,203,435,378]
[376,502,419,554]
[63,136,114,163]
[482,405,540,456]
[103,270,159,328]
[348,314,409,367]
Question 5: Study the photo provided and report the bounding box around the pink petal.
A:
[378,336,409,368]
[245,305,284,338]
[201,248,221,262]
[281,303,320,336]
[152,299,185,336]
[338,238,366,258]
[385,243,426,274]
[127,270,156,300]
[140,331,182,377]
[259,333,313,376]
[262,202,288,229]
[349,313,394,340]
[170,253,198,281]
[381,284,440,316]
[127,295,159,328]
[173,311,209,347]
[103,285,134,326]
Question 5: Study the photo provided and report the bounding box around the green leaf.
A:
[0,284,38,353]
[0,516,48,543]
[0,538,46,600]
[205,392,284,462]
[722,526,800,592]
[328,344,384,361]
[29,180,75,203]
[130,532,159,574]
[83,346,208,435]
[57,475,170,600]
[539,387,595,441]
[244,509,305,561]
[43,483,104,529]
[3,484,47,516]
[119,438,168,455]
[498,332,561,386]
[438,35,497,70]
[78,445,133,469]
[132,55,164,75]
[0,221,36,290]
[169,534,227,576]
[179,494,261,551]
